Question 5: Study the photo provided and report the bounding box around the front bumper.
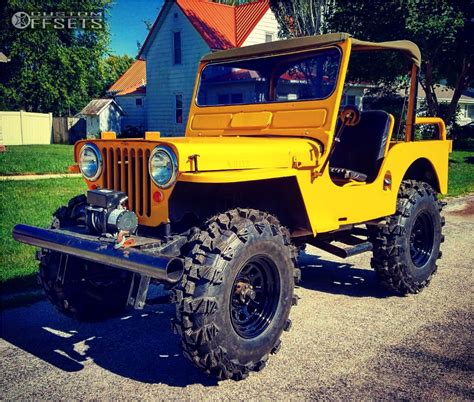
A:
[12,224,184,284]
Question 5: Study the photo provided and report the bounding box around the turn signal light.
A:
[68,164,80,173]
[153,191,164,203]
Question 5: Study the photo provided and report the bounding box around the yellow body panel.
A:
[296,140,450,234]
[179,168,296,183]
[75,36,451,237]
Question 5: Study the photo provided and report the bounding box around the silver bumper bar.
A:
[12,224,184,284]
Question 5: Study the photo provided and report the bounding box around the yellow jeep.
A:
[14,33,450,381]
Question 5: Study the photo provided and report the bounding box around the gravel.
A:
[1,195,472,400]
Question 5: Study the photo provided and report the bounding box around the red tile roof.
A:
[177,0,235,49]
[139,0,270,57]
[234,0,269,47]
[107,60,146,96]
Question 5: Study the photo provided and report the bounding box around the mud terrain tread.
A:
[370,180,444,295]
[39,195,87,317]
[172,208,298,381]
[38,195,131,321]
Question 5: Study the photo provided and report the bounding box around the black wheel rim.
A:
[410,210,435,267]
[230,255,280,339]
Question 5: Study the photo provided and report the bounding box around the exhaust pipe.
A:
[12,224,184,284]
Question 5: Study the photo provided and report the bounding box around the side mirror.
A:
[339,105,361,127]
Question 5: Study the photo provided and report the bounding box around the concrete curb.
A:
[0,173,82,181]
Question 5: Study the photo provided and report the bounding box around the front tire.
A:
[38,194,133,321]
[370,180,445,295]
[39,252,133,321]
[172,208,298,380]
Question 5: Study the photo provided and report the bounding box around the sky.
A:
[108,0,164,56]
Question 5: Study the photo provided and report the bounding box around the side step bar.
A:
[310,235,373,259]
[12,224,184,284]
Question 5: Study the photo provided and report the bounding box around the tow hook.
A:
[114,230,136,249]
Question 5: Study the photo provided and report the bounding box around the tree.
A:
[101,54,135,91]
[403,0,472,126]
[269,0,334,37]
[270,0,473,127]
[0,0,116,116]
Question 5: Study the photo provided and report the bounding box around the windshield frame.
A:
[194,46,343,108]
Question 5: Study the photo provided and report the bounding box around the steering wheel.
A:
[339,105,361,126]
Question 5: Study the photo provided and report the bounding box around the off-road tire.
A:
[370,180,444,295]
[172,208,299,380]
[38,195,133,321]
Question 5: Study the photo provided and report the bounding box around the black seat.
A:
[329,110,391,183]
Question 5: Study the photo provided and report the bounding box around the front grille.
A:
[100,146,152,218]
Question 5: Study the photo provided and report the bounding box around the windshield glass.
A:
[196,48,341,106]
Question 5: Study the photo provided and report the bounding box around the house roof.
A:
[201,32,422,67]
[107,60,146,96]
[416,84,474,103]
[138,0,270,58]
[0,52,10,63]
[80,99,124,116]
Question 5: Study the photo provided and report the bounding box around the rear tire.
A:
[172,208,298,380]
[370,180,444,295]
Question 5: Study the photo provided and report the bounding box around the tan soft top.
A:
[201,32,421,67]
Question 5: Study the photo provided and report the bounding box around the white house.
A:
[136,0,279,136]
[79,98,123,137]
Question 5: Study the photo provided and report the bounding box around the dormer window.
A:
[174,31,182,65]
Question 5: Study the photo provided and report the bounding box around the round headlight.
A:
[149,146,178,188]
[79,144,102,181]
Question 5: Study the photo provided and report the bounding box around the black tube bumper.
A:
[12,224,183,284]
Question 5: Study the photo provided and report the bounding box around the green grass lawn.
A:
[0,150,472,293]
[448,151,474,197]
[0,145,75,175]
[0,178,86,292]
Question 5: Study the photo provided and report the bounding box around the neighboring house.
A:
[137,0,279,136]
[416,84,474,126]
[0,52,10,63]
[79,99,124,137]
[341,84,371,109]
[343,82,474,127]
[107,60,147,133]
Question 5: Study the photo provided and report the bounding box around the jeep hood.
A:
[159,136,321,173]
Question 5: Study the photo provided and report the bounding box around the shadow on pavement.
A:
[1,254,389,386]
[298,252,390,298]
[1,296,217,387]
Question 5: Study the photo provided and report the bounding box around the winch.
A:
[85,189,138,236]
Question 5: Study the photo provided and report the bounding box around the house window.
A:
[173,31,182,65]
[217,94,229,105]
[265,32,273,43]
[216,94,243,104]
[175,94,183,124]
[467,104,474,119]
[347,95,356,105]
[135,98,143,106]
[231,93,243,104]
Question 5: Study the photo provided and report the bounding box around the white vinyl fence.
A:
[0,111,53,145]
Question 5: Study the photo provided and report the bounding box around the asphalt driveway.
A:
[1,196,472,400]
